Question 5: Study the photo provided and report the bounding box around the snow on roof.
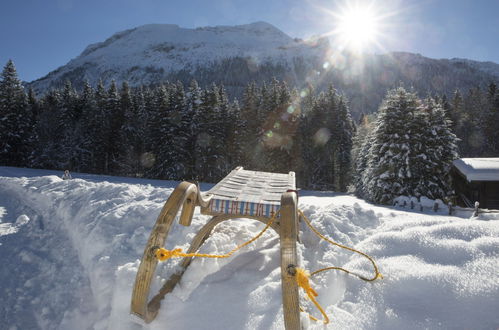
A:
[452,158,499,182]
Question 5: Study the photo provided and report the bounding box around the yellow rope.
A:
[155,210,280,261]
[294,209,382,324]
[296,267,329,324]
[299,209,383,282]
[154,207,382,326]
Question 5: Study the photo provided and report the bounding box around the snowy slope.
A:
[450,58,499,79]
[30,22,328,91]
[1,167,498,330]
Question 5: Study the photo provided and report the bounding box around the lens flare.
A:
[337,5,378,50]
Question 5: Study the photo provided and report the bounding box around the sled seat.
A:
[201,167,296,218]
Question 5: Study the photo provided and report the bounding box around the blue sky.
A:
[1,0,498,82]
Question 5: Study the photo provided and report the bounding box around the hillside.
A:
[1,167,498,329]
[28,22,499,116]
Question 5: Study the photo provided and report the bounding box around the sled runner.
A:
[130,167,301,329]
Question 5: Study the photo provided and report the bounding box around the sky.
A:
[1,0,498,82]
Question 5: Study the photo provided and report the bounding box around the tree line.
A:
[1,59,497,202]
[0,60,354,190]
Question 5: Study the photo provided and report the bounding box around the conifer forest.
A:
[1,59,498,204]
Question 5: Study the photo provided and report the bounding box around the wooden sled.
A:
[130,167,302,329]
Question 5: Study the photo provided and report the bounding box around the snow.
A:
[453,158,499,182]
[32,22,328,90]
[1,166,498,329]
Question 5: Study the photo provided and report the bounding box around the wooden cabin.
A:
[451,158,499,209]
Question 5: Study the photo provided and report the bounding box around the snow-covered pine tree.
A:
[254,80,277,171]
[32,89,62,169]
[451,88,480,156]
[0,60,29,166]
[226,99,245,170]
[146,84,172,179]
[204,83,224,181]
[92,80,110,173]
[193,86,216,181]
[364,87,421,204]
[214,84,232,178]
[240,82,260,169]
[465,87,487,156]
[304,90,331,189]
[353,123,374,198]
[483,82,499,156]
[105,80,122,173]
[185,80,202,179]
[132,86,148,175]
[118,81,140,176]
[414,98,459,199]
[78,81,97,172]
[59,80,81,169]
[296,85,316,188]
[25,87,40,166]
[169,81,189,180]
[262,80,297,174]
[333,96,355,192]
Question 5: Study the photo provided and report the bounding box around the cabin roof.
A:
[452,158,499,182]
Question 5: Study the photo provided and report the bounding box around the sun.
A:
[328,2,383,52]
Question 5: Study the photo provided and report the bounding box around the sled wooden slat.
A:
[131,167,301,329]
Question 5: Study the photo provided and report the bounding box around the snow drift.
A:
[0,167,498,329]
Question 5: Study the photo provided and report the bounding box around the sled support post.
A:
[280,191,301,330]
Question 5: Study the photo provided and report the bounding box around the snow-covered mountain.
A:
[30,22,328,91]
[451,57,499,78]
[29,22,499,116]
[1,167,498,329]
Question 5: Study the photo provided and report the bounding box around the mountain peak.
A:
[31,21,325,92]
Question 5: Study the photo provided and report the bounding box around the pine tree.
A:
[240,82,260,169]
[32,89,62,169]
[353,123,374,198]
[0,60,29,166]
[59,80,80,169]
[226,99,245,170]
[333,96,355,191]
[105,80,122,173]
[363,87,421,204]
[26,87,40,166]
[168,81,188,179]
[483,82,499,156]
[117,81,141,175]
[414,98,459,199]
[93,80,109,173]
[132,86,148,175]
[264,81,299,174]
[304,90,331,188]
[79,81,97,172]
[202,84,223,181]
[185,80,202,179]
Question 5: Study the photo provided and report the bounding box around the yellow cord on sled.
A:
[299,209,383,282]
[154,208,382,325]
[155,210,280,261]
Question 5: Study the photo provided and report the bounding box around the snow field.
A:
[0,167,498,329]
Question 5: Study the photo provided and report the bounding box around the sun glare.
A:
[338,7,378,49]
[326,2,386,53]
